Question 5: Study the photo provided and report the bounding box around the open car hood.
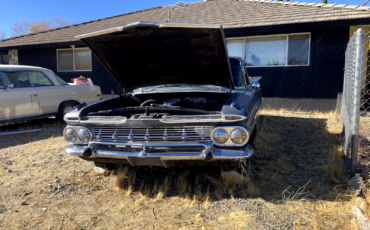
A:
[75,22,234,92]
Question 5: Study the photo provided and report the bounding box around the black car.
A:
[63,22,262,168]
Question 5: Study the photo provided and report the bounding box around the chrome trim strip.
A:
[65,143,253,161]
[91,126,212,142]
[0,111,57,125]
[79,116,127,125]
[160,114,247,123]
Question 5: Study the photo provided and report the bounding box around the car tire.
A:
[57,101,78,122]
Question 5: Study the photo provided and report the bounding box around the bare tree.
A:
[0,31,7,40]
[11,21,30,37]
[29,19,52,34]
[53,17,69,27]
[11,17,72,37]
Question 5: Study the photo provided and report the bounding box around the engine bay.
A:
[84,92,231,119]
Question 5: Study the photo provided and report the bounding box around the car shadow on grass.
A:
[0,118,65,150]
[100,114,348,203]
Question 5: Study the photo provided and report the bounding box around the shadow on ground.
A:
[97,115,347,203]
[0,118,65,150]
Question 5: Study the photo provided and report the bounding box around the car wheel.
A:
[58,101,78,122]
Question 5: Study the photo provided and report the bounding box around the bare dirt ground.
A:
[0,110,362,229]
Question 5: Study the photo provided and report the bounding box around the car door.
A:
[0,71,40,118]
[27,71,62,114]
[0,72,11,119]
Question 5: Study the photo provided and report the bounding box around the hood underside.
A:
[76,22,234,92]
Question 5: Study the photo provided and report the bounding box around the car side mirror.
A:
[252,81,260,89]
[6,83,14,90]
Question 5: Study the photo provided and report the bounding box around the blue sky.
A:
[0,0,367,37]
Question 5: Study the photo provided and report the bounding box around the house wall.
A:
[18,47,119,95]
[225,26,350,100]
[16,26,350,111]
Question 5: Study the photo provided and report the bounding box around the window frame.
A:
[226,32,311,68]
[56,47,92,72]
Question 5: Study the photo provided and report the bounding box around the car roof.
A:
[0,65,51,72]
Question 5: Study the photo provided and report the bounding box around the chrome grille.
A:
[93,127,212,142]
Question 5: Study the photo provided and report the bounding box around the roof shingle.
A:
[2,0,370,48]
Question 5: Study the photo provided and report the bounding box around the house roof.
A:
[2,0,370,49]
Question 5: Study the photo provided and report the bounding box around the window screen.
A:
[226,33,310,67]
[245,36,287,66]
[226,39,244,59]
[75,48,92,70]
[288,34,310,65]
[57,48,92,72]
[28,71,53,87]
[58,49,74,71]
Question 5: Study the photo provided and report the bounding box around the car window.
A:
[0,73,4,89]
[55,74,68,85]
[230,59,246,88]
[27,71,53,87]
[1,71,31,88]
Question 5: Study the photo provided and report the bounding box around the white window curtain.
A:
[226,33,310,67]
[57,48,92,72]
[245,36,287,66]
[226,39,244,59]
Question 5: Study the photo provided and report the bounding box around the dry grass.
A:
[0,110,362,229]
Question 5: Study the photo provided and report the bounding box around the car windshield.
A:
[229,58,246,88]
[55,74,68,85]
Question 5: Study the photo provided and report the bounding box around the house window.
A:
[226,33,310,67]
[57,48,92,71]
[0,54,9,64]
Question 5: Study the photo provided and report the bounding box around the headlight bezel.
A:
[211,126,249,147]
[63,126,92,144]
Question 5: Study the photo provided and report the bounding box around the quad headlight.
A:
[230,128,247,144]
[213,128,229,144]
[211,127,249,146]
[65,128,77,142]
[64,126,91,144]
[78,128,91,142]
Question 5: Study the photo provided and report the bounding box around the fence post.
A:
[351,28,364,177]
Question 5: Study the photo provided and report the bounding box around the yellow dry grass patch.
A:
[0,109,362,229]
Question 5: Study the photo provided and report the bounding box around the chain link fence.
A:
[341,28,370,177]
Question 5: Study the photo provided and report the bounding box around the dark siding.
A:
[18,47,118,94]
[225,26,350,99]
[17,26,349,99]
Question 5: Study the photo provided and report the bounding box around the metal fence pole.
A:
[351,28,364,177]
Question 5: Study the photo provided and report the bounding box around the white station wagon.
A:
[0,65,102,125]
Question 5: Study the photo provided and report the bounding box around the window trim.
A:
[226,32,311,68]
[56,47,92,72]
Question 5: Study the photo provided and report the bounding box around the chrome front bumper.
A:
[65,141,253,166]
